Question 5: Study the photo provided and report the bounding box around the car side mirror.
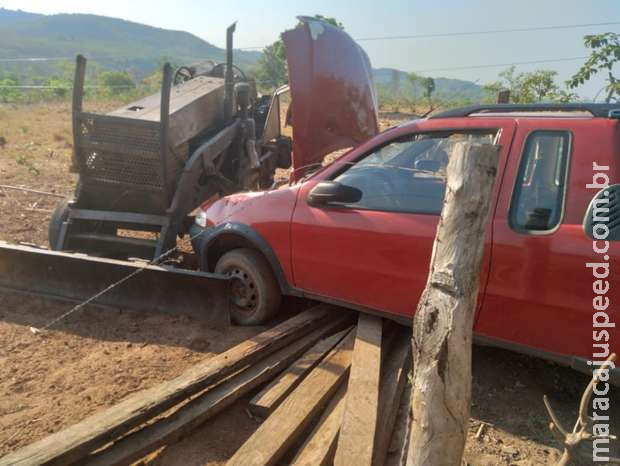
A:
[584,184,620,241]
[307,181,362,207]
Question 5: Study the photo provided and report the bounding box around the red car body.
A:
[191,18,618,376]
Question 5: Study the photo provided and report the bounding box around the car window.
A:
[332,131,497,214]
[509,131,571,232]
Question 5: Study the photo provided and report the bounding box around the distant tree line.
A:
[252,27,620,113]
[1,27,618,110]
[0,59,165,103]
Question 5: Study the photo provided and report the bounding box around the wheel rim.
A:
[226,267,258,313]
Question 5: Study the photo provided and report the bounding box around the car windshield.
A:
[331,131,497,214]
[350,137,448,177]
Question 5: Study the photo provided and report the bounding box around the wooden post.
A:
[406,142,499,466]
[497,89,510,104]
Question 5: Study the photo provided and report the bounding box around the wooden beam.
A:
[249,327,351,418]
[334,314,383,466]
[372,328,411,466]
[83,318,350,466]
[291,382,347,466]
[226,328,356,466]
[0,307,334,466]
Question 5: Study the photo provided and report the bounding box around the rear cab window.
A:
[509,131,571,233]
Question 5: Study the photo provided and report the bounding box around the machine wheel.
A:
[215,248,281,325]
[48,198,70,250]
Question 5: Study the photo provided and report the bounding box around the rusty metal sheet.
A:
[107,76,226,146]
[283,17,379,179]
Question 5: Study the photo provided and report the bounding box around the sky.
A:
[1,0,619,98]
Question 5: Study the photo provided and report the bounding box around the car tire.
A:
[48,198,70,250]
[215,248,281,325]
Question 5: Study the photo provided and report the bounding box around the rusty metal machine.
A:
[49,23,291,261]
[0,17,381,324]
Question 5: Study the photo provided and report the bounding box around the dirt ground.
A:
[1,101,619,465]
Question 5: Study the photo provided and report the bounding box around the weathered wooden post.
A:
[406,141,500,466]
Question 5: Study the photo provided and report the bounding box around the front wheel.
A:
[215,248,281,325]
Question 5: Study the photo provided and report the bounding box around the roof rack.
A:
[429,103,620,119]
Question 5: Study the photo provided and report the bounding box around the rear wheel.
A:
[48,199,70,250]
[215,248,281,325]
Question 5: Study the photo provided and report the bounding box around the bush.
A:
[0,77,21,102]
[46,77,72,98]
[99,71,135,96]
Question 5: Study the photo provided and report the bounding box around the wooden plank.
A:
[226,328,356,466]
[0,307,334,466]
[384,384,412,466]
[83,317,350,466]
[372,328,412,466]
[291,382,347,466]
[334,313,383,466]
[249,327,351,418]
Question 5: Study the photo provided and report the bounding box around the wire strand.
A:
[236,21,620,50]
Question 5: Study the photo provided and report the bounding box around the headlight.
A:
[195,210,209,228]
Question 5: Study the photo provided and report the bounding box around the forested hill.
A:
[0,7,483,101]
[0,8,261,79]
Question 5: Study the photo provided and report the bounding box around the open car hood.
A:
[283,17,379,179]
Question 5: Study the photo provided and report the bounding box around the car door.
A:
[290,122,515,320]
[474,118,620,361]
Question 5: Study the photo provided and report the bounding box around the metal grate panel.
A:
[79,115,164,190]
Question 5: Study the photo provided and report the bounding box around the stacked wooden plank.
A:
[0,307,412,466]
[231,313,412,466]
[0,305,354,466]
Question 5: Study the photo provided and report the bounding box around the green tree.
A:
[568,32,620,102]
[483,66,572,103]
[407,72,420,89]
[483,66,523,102]
[99,71,135,95]
[519,69,561,102]
[422,77,435,105]
[142,67,162,92]
[255,40,288,90]
[255,15,344,91]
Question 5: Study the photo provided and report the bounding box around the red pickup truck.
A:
[190,102,619,380]
[185,18,617,379]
